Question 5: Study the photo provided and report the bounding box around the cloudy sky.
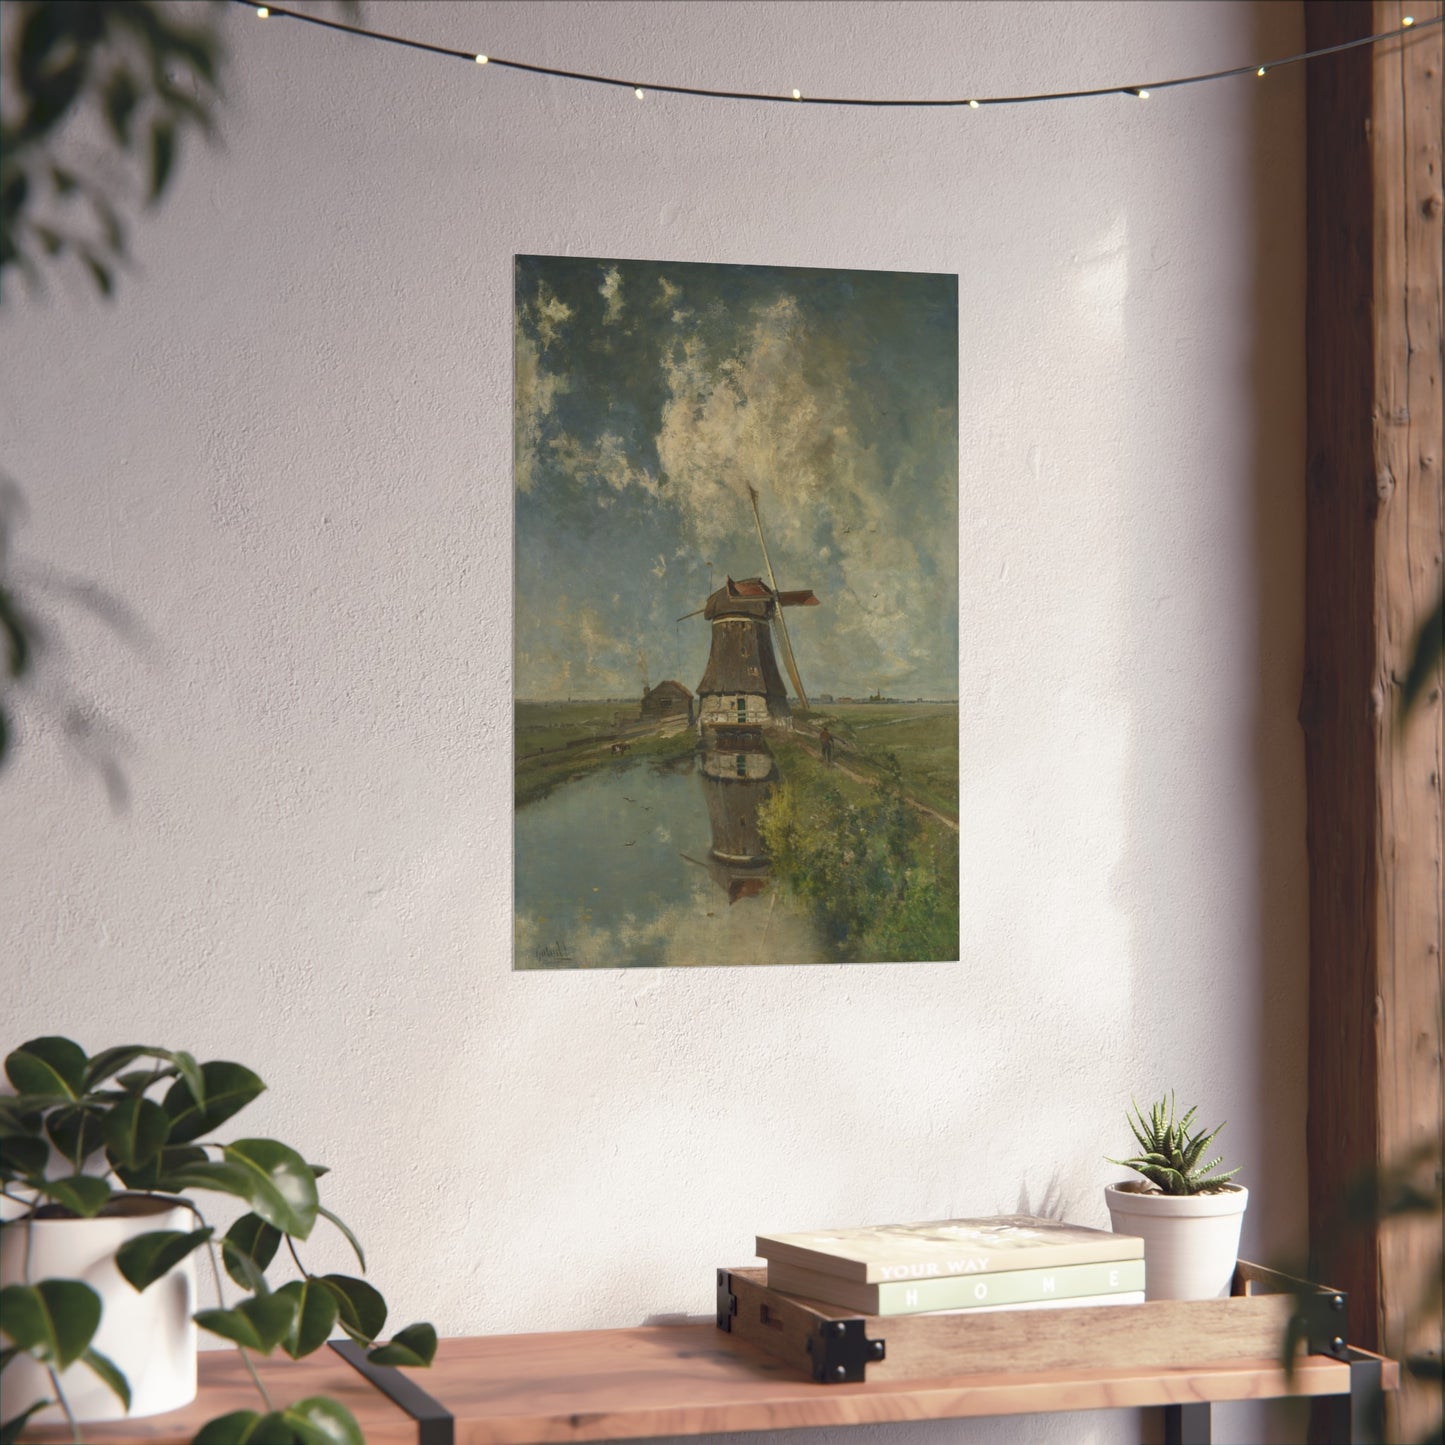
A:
[514,255,957,701]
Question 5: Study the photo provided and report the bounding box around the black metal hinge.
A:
[716,1268,738,1331]
[805,1317,886,1383]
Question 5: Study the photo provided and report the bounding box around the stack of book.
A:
[756,1215,1145,1317]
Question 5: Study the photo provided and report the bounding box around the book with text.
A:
[756,1215,1143,1284]
[766,1256,1146,1315]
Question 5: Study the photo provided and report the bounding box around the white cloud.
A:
[600,266,624,324]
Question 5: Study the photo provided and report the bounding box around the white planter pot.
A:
[0,1194,198,1423]
[1104,1181,1249,1301]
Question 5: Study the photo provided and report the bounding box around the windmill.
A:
[681,485,819,732]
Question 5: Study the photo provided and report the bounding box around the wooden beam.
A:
[1303,2,1444,1439]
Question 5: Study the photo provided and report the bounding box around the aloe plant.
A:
[1108,1092,1241,1196]
[0,1036,436,1444]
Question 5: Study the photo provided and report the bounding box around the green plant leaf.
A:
[35,1173,112,1216]
[116,1226,213,1291]
[275,1278,339,1359]
[103,1094,171,1168]
[1,1400,53,1445]
[81,1346,131,1409]
[5,1036,87,1099]
[318,1205,365,1273]
[220,1139,318,1240]
[366,1322,437,1368]
[162,1061,264,1144]
[318,1274,386,1346]
[223,1213,282,1289]
[45,1103,108,1166]
[0,1134,48,1180]
[85,1046,202,1108]
[195,1292,299,1355]
[114,1141,208,1192]
[0,1280,101,1367]
[192,1410,298,1444]
[282,1397,365,1445]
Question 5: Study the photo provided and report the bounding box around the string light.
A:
[235,2,1440,110]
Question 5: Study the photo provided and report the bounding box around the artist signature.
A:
[533,938,575,966]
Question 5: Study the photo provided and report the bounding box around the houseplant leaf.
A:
[33,1173,112,1216]
[113,1141,207,1191]
[0,1401,53,1445]
[276,1277,339,1359]
[318,1205,366,1272]
[115,1226,213,1291]
[318,1274,386,1346]
[0,1134,48,1180]
[223,1212,282,1289]
[85,1046,203,1108]
[161,1060,264,1143]
[5,1036,87,1098]
[80,1345,131,1409]
[367,1322,437,1368]
[282,1397,365,1445]
[103,1093,171,1168]
[220,1138,318,1239]
[195,1291,299,1354]
[0,1280,101,1367]
[45,1102,108,1166]
[193,1411,296,1444]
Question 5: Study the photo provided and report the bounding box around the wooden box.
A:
[717,1261,1353,1384]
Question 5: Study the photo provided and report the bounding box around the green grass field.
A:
[809,703,958,820]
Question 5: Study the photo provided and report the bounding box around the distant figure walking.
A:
[819,725,834,764]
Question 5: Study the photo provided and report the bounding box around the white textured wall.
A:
[1,2,1306,1442]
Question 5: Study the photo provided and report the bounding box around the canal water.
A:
[514,748,827,968]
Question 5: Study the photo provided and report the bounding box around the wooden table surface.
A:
[21,1323,1399,1445]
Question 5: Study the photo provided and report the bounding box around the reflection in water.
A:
[513,738,825,967]
[687,728,776,904]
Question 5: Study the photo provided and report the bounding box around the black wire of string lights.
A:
[235,1,1438,107]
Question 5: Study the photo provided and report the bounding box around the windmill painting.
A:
[514,255,958,968]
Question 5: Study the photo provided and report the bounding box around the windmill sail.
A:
[747,485,809,711]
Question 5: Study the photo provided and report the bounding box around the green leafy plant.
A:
[1108,1092,1242,1196]
[0,1036,436,1444]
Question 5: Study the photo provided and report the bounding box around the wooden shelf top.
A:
[19,1323,1400,1445]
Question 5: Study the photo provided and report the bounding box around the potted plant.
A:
[1104,1092,1248,1301]
[0,1035,436,1443]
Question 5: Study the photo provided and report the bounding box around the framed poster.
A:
[514,255,958,967]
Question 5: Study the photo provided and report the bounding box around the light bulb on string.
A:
[1256,66,1267,77]
[968,99,979,109]
[1403,14,1415,24]
[475,53,488,64]
[792,88,802,100]
[255,4,268,14]
[634,87,645,99]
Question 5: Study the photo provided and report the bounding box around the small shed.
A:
[641,680,693,720]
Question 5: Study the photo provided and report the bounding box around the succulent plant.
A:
[1108,1092,1241,1196]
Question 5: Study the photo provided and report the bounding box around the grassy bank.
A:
[515,701,696,806]
[762,737,959,963]
[809,703,958,820]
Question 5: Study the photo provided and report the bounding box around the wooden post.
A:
[1303,2,1444,1440]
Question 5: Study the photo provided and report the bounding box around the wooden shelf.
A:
[20,1321,1399,1445]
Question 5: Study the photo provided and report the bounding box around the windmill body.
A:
[695,577,817,732]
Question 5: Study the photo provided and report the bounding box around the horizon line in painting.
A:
[514,253,959,968]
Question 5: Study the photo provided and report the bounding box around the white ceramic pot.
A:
[1104,1181,1249,1301]
[0,1194,198,1422]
